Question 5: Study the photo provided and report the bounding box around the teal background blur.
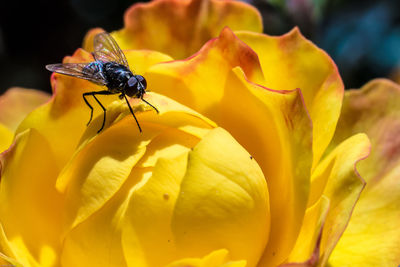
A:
[0,0,399,94]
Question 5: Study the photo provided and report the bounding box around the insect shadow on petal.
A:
[46,32,159,133]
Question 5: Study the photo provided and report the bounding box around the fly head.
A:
[126,75,147,98]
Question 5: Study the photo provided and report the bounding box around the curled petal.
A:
[285,196,330,264]
[236,29,344,169]
[146,27,265,112]
[328,79,400,266]
[0,223,23,266]
[304,133,370,265]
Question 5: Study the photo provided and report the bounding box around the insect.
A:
[46,32,158,133]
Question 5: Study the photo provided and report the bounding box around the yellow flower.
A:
[0,0,399,266]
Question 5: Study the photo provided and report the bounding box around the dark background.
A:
[0,0,399,94]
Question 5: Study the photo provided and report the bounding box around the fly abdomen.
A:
[83,61,103,74]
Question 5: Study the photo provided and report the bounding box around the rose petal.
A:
[236,29,344,169]
[57,121,149,230]
[0,223,22,266]
[59,167,143,267]
[120,153,189,267]
[84,0,262,59]
[286,196,330,263]
[170,128,269,267]
[165,249,246,267]
[309,134,370,265]
[146,27,265,112]
[233,71,312,267]
[120,128,269,267]
[0,129,64,266]
[16,49,171,169]
[0,87,50,132]
[148,28,314,266]
[0,124,13,153]
[327,79,400,266]
[59,169,145,267]
[326,79,400,184]
[329,165,400,266]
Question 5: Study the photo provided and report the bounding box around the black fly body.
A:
[46,32,158,133]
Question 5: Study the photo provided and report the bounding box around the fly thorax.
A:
[103,62,132,90]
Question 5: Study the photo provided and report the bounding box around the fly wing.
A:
[46,63,107,86]
[92,32,130,68]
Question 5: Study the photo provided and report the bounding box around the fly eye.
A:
[141,77,147,89]
[137,75,147,89]
[128,76,138,87]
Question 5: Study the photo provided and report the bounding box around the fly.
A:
[46,32,158,133]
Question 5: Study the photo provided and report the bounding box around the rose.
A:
[0,0,399,266]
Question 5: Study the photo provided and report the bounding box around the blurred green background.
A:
[0,0,399,94]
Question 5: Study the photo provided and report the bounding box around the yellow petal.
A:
[286,196,330,263]
[59,169,135,267]
[120,154,189,267]
[328,79,400,266]
[84,0,262,59]
[236,29,344,169]
[229,70,312,267]
[309,133,370,265]
[0,129,64,266]
[0,87,50,132]
[0,124,13,152]
[120,128,269,267]
[147,27,265,114]
[0,223,23,267]
[329,164,400,266]
[170,128,269,267]
[57,121,149,229]
[165,249,246,267]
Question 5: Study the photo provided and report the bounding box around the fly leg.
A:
[122,94,142,133]
[141,97,159,114]
[82,90,114,133]
[82,93,94,126]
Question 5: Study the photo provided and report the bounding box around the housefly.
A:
[46,32,158,133]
